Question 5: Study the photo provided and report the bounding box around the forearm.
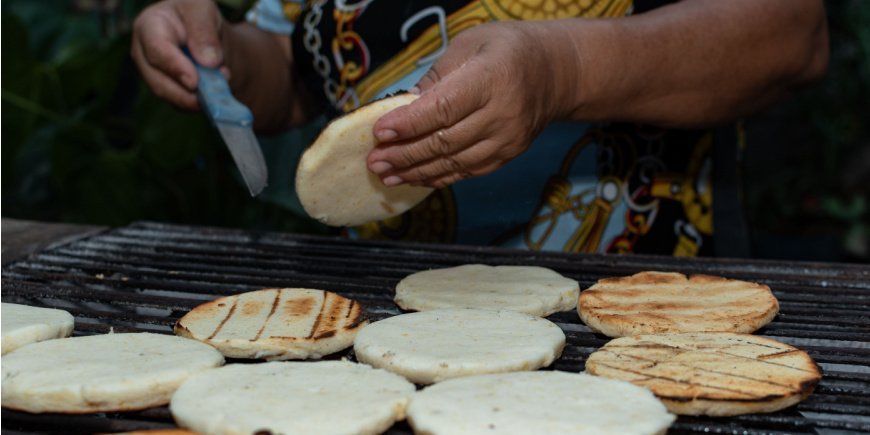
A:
[545,0,829,127]
[223,23,314,132]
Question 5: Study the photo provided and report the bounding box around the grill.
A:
[2,221,869,434]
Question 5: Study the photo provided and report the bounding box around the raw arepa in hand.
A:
[1,302,74,355]
[296,93,433,226]
[395,264,579,316]
[1,332,224,413]
[174,288,367,360]
[584,332,821,416]
[407,371,675,435]
[353,308,565,384]
[578,271,779,337]
[170,361,415,435]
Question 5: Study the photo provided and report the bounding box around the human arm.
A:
[368,0,829,188]
[130,0,314,132]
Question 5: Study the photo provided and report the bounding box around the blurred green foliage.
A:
[1,0,328,234]
[1,1,867,260]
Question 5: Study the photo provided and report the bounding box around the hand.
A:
[367,22,566,189]
[131,0,227,111]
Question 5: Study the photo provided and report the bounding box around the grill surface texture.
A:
[2,221,869,434]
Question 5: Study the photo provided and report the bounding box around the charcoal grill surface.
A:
[2,221,869,434]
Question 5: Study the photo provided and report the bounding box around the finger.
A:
[382,137,508,187]
[132,40,200,110]
[135,24,198,91]
[175,0,223,67]
[373,58,487,143]
[367,113,484,174]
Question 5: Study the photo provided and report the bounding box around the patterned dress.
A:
[248,0,745,256]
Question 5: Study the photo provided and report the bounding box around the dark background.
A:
[2,1,868,263]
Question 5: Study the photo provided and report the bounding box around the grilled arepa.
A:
[578,271,778,337]
[175,288,367,360]
[296,93,433,227]
[585,332,821,416]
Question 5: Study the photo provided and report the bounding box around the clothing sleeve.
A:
[246,0,304,35]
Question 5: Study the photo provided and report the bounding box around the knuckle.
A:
[440,155,463,173]
[426,130,452,156]
[434,94,455,124]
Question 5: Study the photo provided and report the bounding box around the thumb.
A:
[176,1,224,67]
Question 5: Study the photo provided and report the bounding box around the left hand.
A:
[367,21,566,188]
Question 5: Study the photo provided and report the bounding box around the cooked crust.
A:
[578,271,779,337]
[175,288,367,360]
[585,332,821,416]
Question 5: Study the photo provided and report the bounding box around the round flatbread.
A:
[1,332,224,413]
[395,264,580,317]
[578,271,779,337]
[170,361,415,435]
[1,302,74,355]
[296,93,433,227]
[353,308,565,384]
[174,288,367,360]
[585,332,821,416]
[407,371,675,435]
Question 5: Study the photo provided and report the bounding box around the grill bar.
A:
[2,221,869,434]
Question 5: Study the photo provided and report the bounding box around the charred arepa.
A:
[1,302,75,355]
[1,332,223,413]
[296,93,433,226]
[578,271,779,337]
[175,288,367,360]
[585,332,821,416]
[170,361,415,435]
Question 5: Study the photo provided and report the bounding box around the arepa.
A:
[395,264,580,316]
[296,93,433,226]
[354,308,565,384]
[170,361,415,435]
[174,288,366,360]
[585,332,821,416]
[1,332,224,413]
[1,302,74,355]
[578,271,778,337]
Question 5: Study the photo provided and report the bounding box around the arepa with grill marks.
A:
[174,288,367,360]
[585,332,821,416]
[578,271,778,337]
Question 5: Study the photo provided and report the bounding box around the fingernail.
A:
[200,46,220,65]
[369,161,393,174]
[382,175,403,186]
[375,129,398,142]
[409,86,421,95]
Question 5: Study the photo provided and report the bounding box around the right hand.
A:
[131,0,227,111]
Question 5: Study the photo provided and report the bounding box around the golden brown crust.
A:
[175,288,368,360]
[578,271,779,337]
[585,332,821,416]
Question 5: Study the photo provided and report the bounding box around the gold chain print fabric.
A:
[290,0,719,255]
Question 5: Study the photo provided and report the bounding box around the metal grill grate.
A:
[2,221,869,434]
